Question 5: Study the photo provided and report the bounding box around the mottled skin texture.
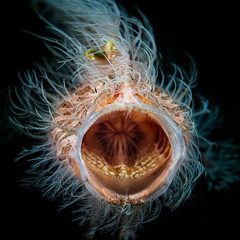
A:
[51,80,191,204]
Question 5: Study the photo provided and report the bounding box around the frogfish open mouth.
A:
[57,96,185,205]
[12,0,239,238]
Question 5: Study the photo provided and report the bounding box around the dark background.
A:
[1,0,239,239]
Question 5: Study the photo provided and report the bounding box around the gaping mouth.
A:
[76,104,185,205]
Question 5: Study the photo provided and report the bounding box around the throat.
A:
[94,117,145,166]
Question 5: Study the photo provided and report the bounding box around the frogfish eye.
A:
[76,104,186,205]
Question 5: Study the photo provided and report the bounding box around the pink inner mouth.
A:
[80,109,173,204]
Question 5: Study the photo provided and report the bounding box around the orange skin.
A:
[50,79,191,205]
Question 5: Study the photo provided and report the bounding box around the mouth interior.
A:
[81,110,172,198]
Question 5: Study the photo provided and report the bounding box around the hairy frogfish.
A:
[12,0,239,239]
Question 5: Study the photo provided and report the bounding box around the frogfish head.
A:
[51,68,190,206]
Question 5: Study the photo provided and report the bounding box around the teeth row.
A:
[82,143,172,179]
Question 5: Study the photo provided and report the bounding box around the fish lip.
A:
[75,103,186,205]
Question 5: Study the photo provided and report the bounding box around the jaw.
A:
[75,104,186,205]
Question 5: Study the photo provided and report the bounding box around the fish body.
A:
[12,0,239,238]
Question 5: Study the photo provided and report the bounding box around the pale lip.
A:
[75,103,186,205]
